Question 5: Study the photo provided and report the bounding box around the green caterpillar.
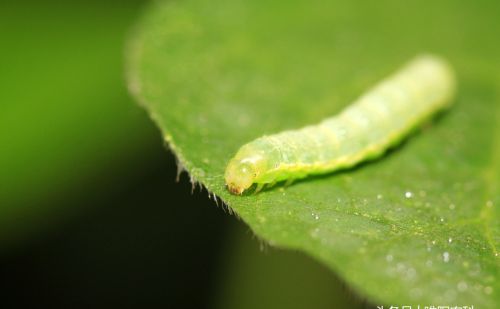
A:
[225,55,456,195]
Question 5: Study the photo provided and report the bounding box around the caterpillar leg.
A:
[284,179,295,187]
[254,183,265,194]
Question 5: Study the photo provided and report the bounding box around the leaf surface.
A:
[127,0,499,305]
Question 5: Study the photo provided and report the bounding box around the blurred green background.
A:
[0,1,368,307]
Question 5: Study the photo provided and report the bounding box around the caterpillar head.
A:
[225,159,257,194]
[225,145,267,195]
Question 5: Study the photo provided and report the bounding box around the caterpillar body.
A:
[225,55,456,195]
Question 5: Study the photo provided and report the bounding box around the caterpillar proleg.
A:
[225,55,456,195]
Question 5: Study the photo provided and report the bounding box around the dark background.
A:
[0,1,369,308]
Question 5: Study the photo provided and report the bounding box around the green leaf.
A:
[127,0,499,306]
